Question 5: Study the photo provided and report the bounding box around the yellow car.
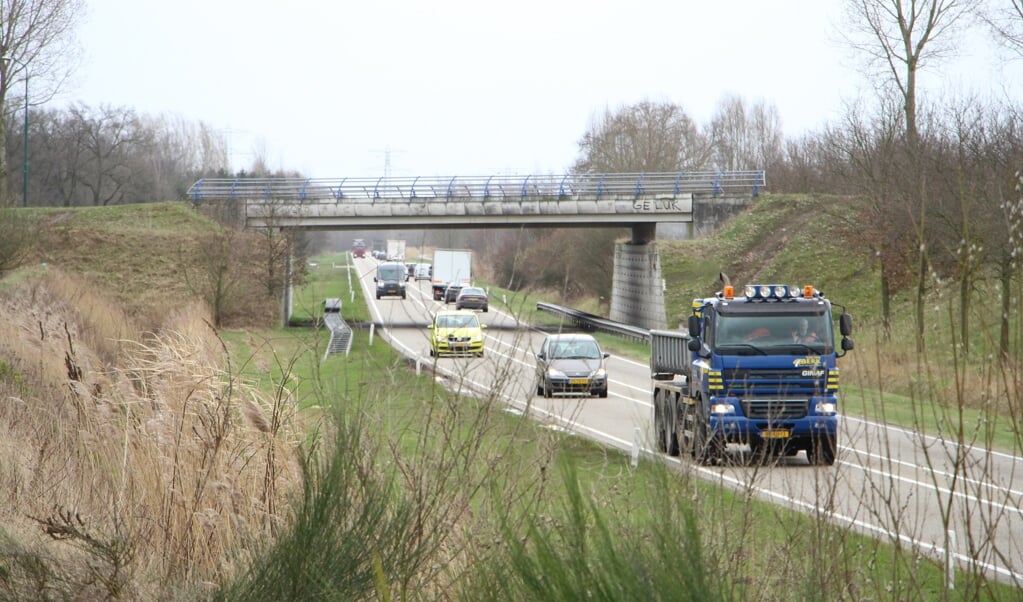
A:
[429,310,486,357]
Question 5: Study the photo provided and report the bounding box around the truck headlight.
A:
[815,402,837,415]
[710,403,735,415]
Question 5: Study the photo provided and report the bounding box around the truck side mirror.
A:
[687,315,701,338]
[841,337,854,352]
[687,338,701,352]
[839,313,853,336]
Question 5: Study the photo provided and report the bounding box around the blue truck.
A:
[651,278,854,465]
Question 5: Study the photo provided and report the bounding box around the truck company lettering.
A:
[633,199,682,211]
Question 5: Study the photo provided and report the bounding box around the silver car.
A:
[535,333,609,398]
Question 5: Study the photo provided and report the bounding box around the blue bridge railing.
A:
[186,171,766,203]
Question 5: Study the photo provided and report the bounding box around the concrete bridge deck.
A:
[186,171,766,230]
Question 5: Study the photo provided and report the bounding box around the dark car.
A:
[455,286,489,312]
[535,333,609,398]
[374,261,407,299]
[443,282,465,304]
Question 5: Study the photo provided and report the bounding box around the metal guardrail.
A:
[186,171,766,202]
[536,302,651,342]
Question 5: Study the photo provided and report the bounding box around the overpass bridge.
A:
[186,171,764,240]
[186,171,766,329]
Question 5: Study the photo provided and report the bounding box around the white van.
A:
[415,263,432,281]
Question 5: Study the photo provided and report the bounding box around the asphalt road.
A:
[353,256,1023,588]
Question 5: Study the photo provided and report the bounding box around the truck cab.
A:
[654,283,853,465]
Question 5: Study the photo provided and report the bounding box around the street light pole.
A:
[2,56,28,207]
[19,71,27,208]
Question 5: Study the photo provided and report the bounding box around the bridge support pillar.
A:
[282,249,293,328]
[630,223,656,244]
[609,241,667,331]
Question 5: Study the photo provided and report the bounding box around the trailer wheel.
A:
[653,391,666,453]
[679,401,696,457]
[662,392,680,457]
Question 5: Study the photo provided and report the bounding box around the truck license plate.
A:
[761,429,790,439]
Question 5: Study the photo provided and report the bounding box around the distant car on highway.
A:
[428,310,486,357]
[443,282,465,304]
[535,333,609,398]
[455,286,489,312]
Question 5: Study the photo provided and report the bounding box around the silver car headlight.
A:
[547,367,566,378]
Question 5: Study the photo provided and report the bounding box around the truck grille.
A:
[723,368,825,420]
[742,399,809,420]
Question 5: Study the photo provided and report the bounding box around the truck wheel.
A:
[807,435,837,466]
[693,404,719,465]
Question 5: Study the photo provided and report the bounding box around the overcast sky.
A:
[68,1,1022,178]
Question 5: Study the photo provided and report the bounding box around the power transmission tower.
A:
[370,146,406,177]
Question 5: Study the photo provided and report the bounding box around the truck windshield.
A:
[712,314,832,353]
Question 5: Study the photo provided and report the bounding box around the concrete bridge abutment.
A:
[609,240,666,331]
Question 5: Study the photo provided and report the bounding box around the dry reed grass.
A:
[0,269,302,599]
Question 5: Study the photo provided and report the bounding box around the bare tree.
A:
[842,0,981,350]
[842,0,978,147]
[823,94,917,339]
[183,229,243,328]
[708,94,784,172]
[574,100,711,174]
[941,99,1023,359]
[0,0,84,206]
[981,0,1023,56]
